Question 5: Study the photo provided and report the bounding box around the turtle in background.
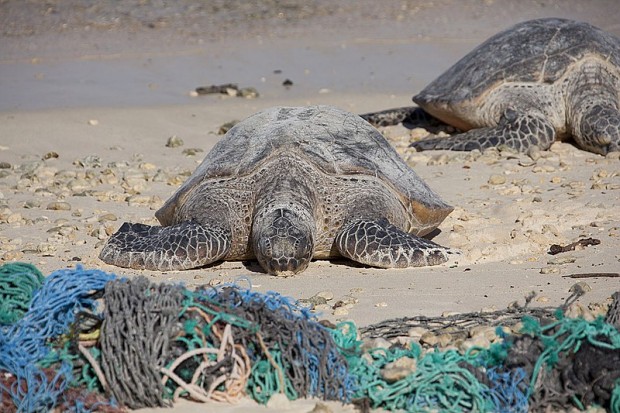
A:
[100,105,455,276]
[361,18,620,155]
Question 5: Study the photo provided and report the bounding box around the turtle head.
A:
[577,105,620,155]
[252,205,315,276]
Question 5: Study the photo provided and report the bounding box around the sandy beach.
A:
[1,1,619,412]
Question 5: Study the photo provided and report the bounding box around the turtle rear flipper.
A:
[99,222,231,271]
[411,109,556,153]
[359,106,441,128]
[335,218,455,268]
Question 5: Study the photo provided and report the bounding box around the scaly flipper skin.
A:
[359,107,442,128]
[99,221,231,271]
[335,218,454,268]
[410,109,556,153]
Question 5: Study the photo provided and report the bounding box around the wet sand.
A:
[1,1,619,412]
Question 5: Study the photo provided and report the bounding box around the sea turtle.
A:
[100,105,455,276]
[362,18,620,155]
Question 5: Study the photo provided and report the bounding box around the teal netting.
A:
[0,263,618,413]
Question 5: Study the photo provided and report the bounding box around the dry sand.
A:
[1,1,619,412]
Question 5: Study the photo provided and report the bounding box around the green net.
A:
[612,380,620,413]
[2,262,619,412]
[0,262,44,325]
[333,321,500,412]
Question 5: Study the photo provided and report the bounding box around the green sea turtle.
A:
[362,18,620,155]
[100,105,455,276]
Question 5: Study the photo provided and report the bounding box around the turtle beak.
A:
[258,245,312,276]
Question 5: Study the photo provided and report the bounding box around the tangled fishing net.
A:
[0,262,618,412]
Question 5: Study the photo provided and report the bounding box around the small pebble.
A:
[165,135,184,148]
[361,337,391,351]
[547,256,576,265]
[337,296,359,306]
[540,266,560,274]
[302,295,328,307]
[3,250,24,261]
[88,119,99,126]
[541,224,559,236]
[42,151,59,160]
[420,332,439,346]
[88,226,103,240]
[488,174,506,185]
[139,162,157,171]
[441,311,461,317]
[569,281,592,294]
[316,290,334,301]
[266,393,290,409]
[238,87,259,98]
[126,195,152,206]
[308,402,333,413]
[182,148,204,156]
[98,213,117,222]
[436,333,453,347]
[46,201,71,211]
[37,242,56,255]
[333,307,349,316]
[23,200,41,209]
[380,356,417,383]
[527,145,542,161]
[218,120,239,135]
[410,127,430,140]
[469,326,498,341]
[407,327,428,340]
[566,303,595,321]
[427,153,450,165]
[7,212,22,223]
[460,336,491,352]
[605,151,620,160]
[74,155,102,168]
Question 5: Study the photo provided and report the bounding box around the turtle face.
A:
[578,105,620,155]
[252,207,315,276]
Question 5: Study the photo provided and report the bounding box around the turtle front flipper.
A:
[411,109,556,153]
[335,218,455,268]
[99,221,231,271]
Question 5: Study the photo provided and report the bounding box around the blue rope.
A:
[0,265,616,412]
[482,367,529,413]
[0,266,115,412]
[198,282,356,401]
